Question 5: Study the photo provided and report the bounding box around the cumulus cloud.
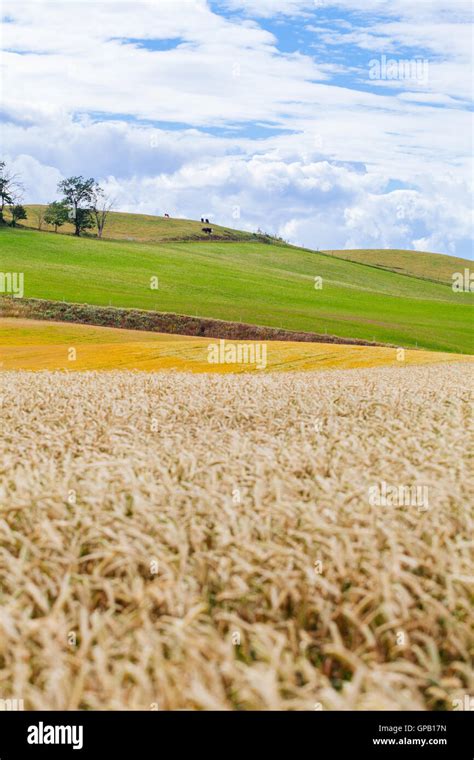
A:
[6,154,63,204]
[222,0,320,16]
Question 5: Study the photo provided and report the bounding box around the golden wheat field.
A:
[1,318,472,372]
[0,363,472,711]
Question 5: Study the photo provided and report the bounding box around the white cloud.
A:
[225,0,472,21]
[2,3,332,127]
[222,0,320,16]
[5,153,62,205]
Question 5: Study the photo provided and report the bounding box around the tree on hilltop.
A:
[0,161,23,225]
[91,192,114,239]
[57,176,100,236]
[9,203,27,227]
[44,200,70,232]
[32,206,46,230]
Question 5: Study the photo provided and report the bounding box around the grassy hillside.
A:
[1,318,469,372]
[1,227,472,353]
[322,248,470,285]
[20,205,258,243]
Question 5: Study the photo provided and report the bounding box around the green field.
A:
[1,225,472,353]
[323,248,469,285]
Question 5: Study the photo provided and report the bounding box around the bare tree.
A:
[0,161,24,224]
[92,194,114,239]
[32,206,46,230]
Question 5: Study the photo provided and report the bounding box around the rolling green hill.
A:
[20,205,259,243]
[322,248,470,285]
[1,226,472,353]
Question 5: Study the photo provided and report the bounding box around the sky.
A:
[1,0,472,256]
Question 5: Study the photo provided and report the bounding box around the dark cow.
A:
[205,218,210,224]
[164,213,170,218]
[202,227,212,235]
